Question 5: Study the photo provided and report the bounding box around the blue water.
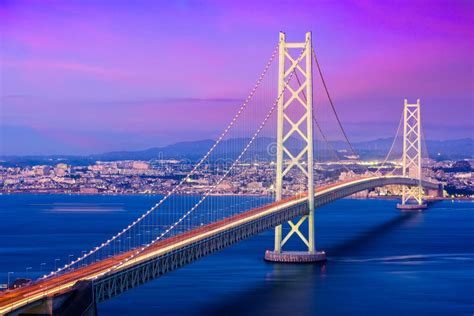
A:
[0,195,473,315]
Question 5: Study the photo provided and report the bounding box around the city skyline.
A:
[1,0,473,156]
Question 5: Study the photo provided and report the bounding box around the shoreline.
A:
[0,191,472,202]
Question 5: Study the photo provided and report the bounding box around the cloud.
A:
[3,59,128,81]
[0,0,472,155]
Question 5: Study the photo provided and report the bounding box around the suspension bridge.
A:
[0,32,441,316]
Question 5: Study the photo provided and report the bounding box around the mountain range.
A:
[1,138,472,166]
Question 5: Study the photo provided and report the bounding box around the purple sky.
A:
[1,0,473,155]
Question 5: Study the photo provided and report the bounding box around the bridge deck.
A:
[0,176,440,314]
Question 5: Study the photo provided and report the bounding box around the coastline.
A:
[1,191,472,202]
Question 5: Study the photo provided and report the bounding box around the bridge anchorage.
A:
[264,32,326,263]
[397,99,427,210]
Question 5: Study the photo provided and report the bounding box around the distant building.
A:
[54,163,69,176]
[454,172,472,179]
[216,180,234,192]
[132,161,150,170]
[80,187,99,194]
[32,165,49,176]
[53,177,75,184]
[339,170,356,181]
[247,181,263,189]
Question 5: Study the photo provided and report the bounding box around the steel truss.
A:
[401,99,423,205]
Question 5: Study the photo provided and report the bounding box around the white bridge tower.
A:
[265,32,326,262]
[397,99,427,210]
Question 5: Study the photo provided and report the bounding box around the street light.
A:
[127,236,131,250]
[7,272,14,288]
[68,254,74,269]
[137,233,141,247]
[54,258,61,271]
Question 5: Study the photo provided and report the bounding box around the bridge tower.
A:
[397,99,427,210]
[265,32,326,262]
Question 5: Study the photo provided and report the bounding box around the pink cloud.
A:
[3,59,128,81]
[321,38,473,100]
[33,127,105,150]
[1,0,472,155]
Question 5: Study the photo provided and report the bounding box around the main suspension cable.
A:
[373,110,404,174]
[293,70,352,173]
[312,47,358,158]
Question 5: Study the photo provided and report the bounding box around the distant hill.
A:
[352,138,474,160]
[1,138,472,166]
[90,137,334,161]
[425,138,474,159]
[94,139,217,161]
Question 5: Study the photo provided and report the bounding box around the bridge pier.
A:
[396,184,444,210]
[396,203,427,211]
[264,250,326,263]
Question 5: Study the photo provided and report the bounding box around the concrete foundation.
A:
[264,250,326,263]
[396,203,428,210]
